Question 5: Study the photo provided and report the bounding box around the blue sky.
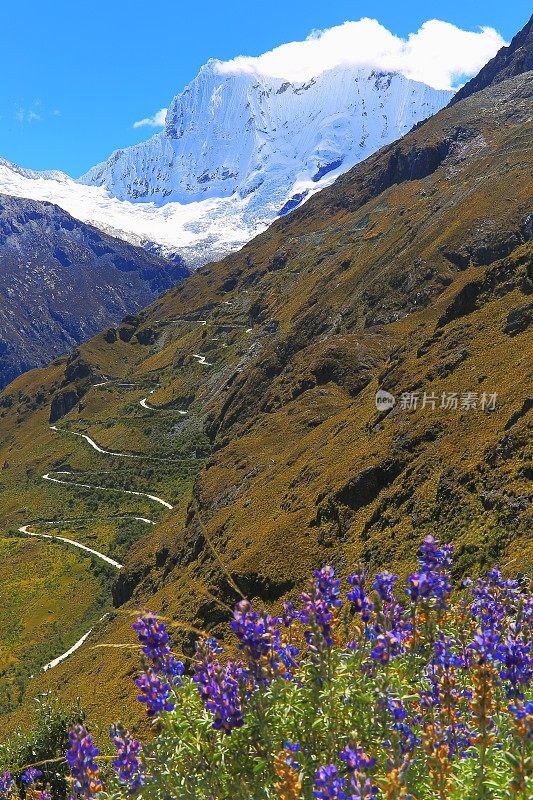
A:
[1,1,530,177]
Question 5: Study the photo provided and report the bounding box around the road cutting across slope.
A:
[192,353,212,366]
[42,471,174,509]
[18,524,124,568]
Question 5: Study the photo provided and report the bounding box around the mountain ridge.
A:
[450,13,533,105]
[81,63,452,210]
[0,193,187,388]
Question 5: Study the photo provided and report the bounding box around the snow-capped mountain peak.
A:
[1,62,453,267]
[82,63,453,217]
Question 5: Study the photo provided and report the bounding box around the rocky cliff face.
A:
[450,13,533,104]
[0,194,187,387]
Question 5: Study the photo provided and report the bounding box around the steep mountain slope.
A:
[0,63,531,732]
[0,195,187,388]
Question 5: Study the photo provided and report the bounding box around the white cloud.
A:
[133,108,167,128]
[15,104,43,124]
[215,18,506,90]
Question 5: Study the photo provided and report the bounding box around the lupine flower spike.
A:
[66,725,102,800]
[9,537,528,799]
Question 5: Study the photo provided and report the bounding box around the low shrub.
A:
[1,536,531,799]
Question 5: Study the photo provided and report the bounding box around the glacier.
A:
[1,62,453,266]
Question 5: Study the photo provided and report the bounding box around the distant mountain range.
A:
[0,194,187,388]
[0,56,453,385]
[1,66,452,267]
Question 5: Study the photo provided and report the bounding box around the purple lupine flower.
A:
[470,568,520,634]
[496,626,532,697]
[133,613,184,684]
[379,695,421,755]
[396,721,421,756]
[370,631,401,664]
[508,700,533,739]
[314,566,342,608]
[276,641,301,678]
[282,741,301,769]
[407,571,434,602]
[66,725,102,799]
[485,568,509,588]
[386,696,408,723]
[419,535,453,572]
[110,724,145,794]
[21,767,42,785]
[392,608,413,647]
[282,601,299,627]
[135,669,175,718]
[453,721,478,758]
[372,572,398,603]
[232,600,277,661]
[339,746,379,799]
[193,636,221,694]
[347,569,374,622]
[348,771,380,799]
[407,536,453,608]
[231,599,297,681]
[469,625,501,664]
[133,611,169,661]
[339,745,375,772]
[301,566,342,653]
[284,740,301,752]
[0,772,14,797]
[369,579,409,655]
[193,637,244,734]
[434,634,463,669]
[313,764,347,799]
[420,675,475,760]
[209,661,244,733]
[426,637,463,707]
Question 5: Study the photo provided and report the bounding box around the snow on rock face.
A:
[0,157,251,268]
[83,63,453,215]
[1,63,452,267]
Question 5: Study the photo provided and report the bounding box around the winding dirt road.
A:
[192,353,212,366]
[16,518,126,672]
[42,471,174,509]
[139,397,188,413]
[16,317,215,672]
[18,524,124,568]
[50,424,184,463]
[40,614,110,672]
[50,425,139,459]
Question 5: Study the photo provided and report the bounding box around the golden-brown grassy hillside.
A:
[0,70,531,735]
